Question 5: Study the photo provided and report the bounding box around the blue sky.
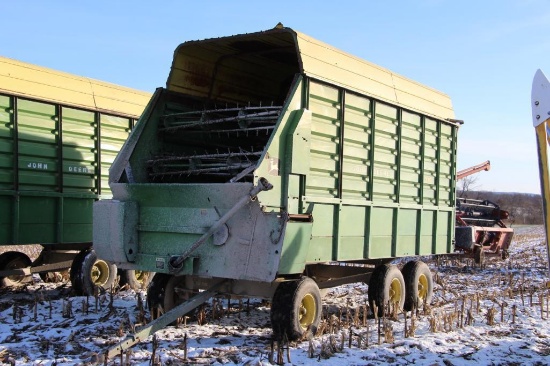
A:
[1,1,548,194]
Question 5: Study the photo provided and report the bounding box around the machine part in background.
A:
[455,160,514,261]
[456,160,490,180]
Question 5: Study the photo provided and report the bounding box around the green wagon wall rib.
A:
[0,95,13,191]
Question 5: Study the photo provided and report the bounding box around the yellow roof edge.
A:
[0,55,151,118]
[168,25,454,121]
[293,29,454,121]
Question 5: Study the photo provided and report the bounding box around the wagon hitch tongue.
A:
[168,177,273,272]
[95,279,228,364]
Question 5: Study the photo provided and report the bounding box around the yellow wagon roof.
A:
[0,56,151,118]
[167,26,454,121]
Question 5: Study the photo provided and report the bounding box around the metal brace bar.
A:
[0,260,74,277]
[103,279,227,361]
[169,177,273,271]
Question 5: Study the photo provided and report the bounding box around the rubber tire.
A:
[0,251,32,287]
[401,261,433,311]
[147,274,196,323]
[368,264,406,317]
[70,249,89,295]
[270,277,322,341]
[119,269,152,290]
[70,249,117,296]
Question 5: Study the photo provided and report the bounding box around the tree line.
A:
[457,189,543,225]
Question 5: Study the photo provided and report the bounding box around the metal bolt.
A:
[535,101,540,106]
[537,115,541,119]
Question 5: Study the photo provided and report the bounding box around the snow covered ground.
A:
[0,225,549,365]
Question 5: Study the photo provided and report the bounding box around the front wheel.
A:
[401,261,433,311]
[270,277,322,341]
[70,249,117,296]
[147,274,195,320]
[368,264,405,317]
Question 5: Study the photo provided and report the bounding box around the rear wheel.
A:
[0,252,32,287]
[119,269,152,290]
[70,249,117,296]
[368,264,405,317]
[270,277,322,341]
[401,261,433,311]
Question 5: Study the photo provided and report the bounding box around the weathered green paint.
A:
[278,222,312,274]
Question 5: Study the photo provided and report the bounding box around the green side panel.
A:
[420,210,435,255]
[395,209,417,256]
[307,203,336,262]
[62,107,97,193]
[400,111,422,204]
[0,95,14,190]
[372,103,398,203]
[18,196,56,243]
[342,93,371,200]
[436,210,452,254]
[306,82,340,198]
[278,222,312,274]
[62,197,93,242]
[100,114,132,197]
[368,207,394,258]
[300,80,458,262]
[0,195,11,242]
[338,205,367,260]
[17,99,58,192]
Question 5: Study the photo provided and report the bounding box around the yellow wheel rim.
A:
[299,293,317,330]
[91,260,110,286]
[389,278,402,304]
[135,270,149,285]
[418,273,429,300]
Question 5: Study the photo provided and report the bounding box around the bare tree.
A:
[457,176,479,198]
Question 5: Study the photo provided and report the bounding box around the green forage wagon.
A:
[94,25,459,352]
